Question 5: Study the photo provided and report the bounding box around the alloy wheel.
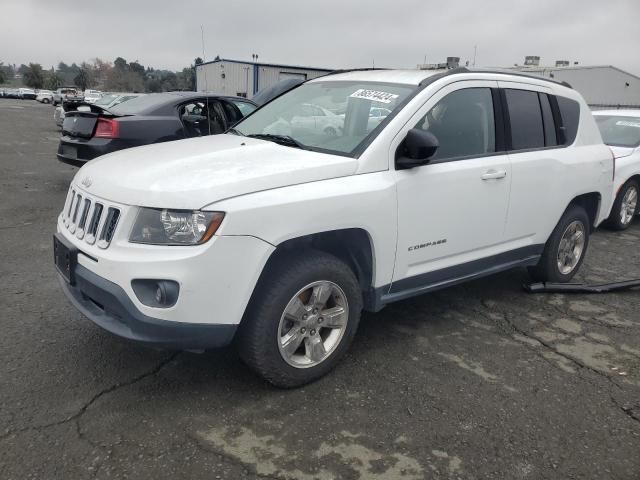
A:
[620,186,638,226]
[556,220,586,275]
[277,281,349,368]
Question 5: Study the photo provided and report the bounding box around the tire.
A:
[324,126,337,136]
[606,180,638,231]
[529,204,590,283]
[238,249,362,388]
[42,98,50,104]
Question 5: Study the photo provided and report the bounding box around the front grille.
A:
[61,187,120,249]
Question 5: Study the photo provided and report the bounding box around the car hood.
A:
[73,134,358,209]
[609,146,635,159]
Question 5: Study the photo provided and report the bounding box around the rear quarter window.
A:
[556,96,580,145]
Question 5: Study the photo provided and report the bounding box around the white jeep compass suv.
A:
[55,68,613,387]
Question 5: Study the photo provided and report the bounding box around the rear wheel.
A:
[607,180,638,231]
[42,98,50,104]
[238,250,362,388]
[529,204,590,283]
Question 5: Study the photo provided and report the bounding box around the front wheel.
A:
[238,250,362,388]
[607,180,638,231]
[42,98,50,104]
[529,204,590,283]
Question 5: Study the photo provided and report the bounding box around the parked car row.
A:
[1,87,37,99]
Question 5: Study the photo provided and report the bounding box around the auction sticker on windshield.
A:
[350,89,399,104]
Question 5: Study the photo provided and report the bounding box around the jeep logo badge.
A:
[81,177,92,188]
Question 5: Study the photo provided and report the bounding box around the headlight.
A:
[129,208,225,245]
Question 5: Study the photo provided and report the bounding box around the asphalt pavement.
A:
[1,99,639,479]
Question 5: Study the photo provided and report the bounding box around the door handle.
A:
[481,169,507,180]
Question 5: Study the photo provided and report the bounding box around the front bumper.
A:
[59,263,237,349]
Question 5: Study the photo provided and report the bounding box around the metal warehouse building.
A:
[511,62,640,108]
[195,58,333,99]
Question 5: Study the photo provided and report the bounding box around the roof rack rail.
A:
[457,67,573,89]
[317,67,389,79]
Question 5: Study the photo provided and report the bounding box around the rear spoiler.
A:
[62,101,114,116]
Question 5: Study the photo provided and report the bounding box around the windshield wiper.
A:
[246,133,307,150]
[227,127,244,136]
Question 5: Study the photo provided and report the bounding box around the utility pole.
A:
[473,45,477,67]
[200,25,206,61]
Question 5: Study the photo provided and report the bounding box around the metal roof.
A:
[197,58,333,73]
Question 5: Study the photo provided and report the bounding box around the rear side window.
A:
[556,96,580,145]
[505,89,544,150]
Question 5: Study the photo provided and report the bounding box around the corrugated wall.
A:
[528,67,640,107]
[196,62,254,98]
[196,61,331,99]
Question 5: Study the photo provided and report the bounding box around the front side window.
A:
[413,87,496,161]
[233,81,416,156]
[505,89,545,150]
[595,115,640,148]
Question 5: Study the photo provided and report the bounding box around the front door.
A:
[392,81,512,294]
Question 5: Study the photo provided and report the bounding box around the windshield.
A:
[234,81,416,156]
[95,94,118,106]
[595,115,640,148]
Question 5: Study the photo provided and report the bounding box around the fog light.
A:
[132,279,179,308]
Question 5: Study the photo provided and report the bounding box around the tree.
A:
[74,68,91,90]
[145,78,162,92]
[194,57,203,65]
[47,72,63,90]
[23,63,45,89]
[114,57,128,71]
[0,68,6,84]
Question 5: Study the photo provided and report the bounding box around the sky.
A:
[2,0,640,76]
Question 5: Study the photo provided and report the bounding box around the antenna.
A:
[200,24,211,135]
[473,45,477,67]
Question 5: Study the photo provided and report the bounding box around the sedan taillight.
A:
[95,117,120,138]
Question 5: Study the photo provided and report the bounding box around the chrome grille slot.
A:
[68,194,82,234]
[76,198,92,239]
[61,185,121,249]
[85,203,103,245]
[97,208,120,249]
[64,190,76,227]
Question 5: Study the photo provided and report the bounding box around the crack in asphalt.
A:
[0,352,180,443]
[610,396,640,425]
[477,298,624,390]
[189,433,283,480]
[461,297,640,431]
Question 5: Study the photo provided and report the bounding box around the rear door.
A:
[498,82,565,246]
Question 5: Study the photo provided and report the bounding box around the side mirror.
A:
[396,128,439,169]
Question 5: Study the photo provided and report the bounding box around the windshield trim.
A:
[233,80,420,159]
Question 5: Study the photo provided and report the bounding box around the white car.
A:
[265,103,343,137]
[593,110,640,229]
[36,90,54,103]
[83,89,103,104]
[17,88,36,99]
[55,68,613,387]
